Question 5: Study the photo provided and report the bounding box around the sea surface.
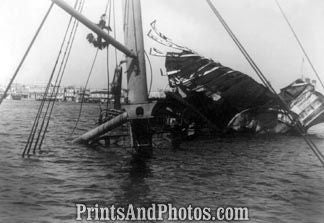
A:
[0,100,323,223]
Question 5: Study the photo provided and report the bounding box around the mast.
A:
[123,0,148,103]
[123,0,153,151]
[52,0,154,150]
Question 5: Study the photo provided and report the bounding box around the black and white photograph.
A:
[0,0,324,222]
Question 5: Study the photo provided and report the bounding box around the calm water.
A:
[0,100,323,223]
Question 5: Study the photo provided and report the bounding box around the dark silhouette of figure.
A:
[86,14,112,50]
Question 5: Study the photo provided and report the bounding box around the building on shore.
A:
[28,84,65,101]
[1,83,147,104]
[75,88,90,103]
[89,89,110,103]
[64,87,76,102]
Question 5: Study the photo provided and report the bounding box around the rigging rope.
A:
[108,0,119,109]
[106,46,110,108]
[123,0,129,35]
[131,0,138,55]
[23,0,79,157]
[0,3,54,106]
[300,57,305,79]
[35,0,85,153]
[112,0,118,66]
[72,0,117,136]
[71,49,100,136]
[206,0,324,166]
[23,0,82,157]
[275,0,324,91]
[144,51,153,95]
[106,0,112,109]
[104,0,110,14]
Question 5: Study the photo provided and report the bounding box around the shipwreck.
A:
[1,0,323,164]
[154,50,324,136]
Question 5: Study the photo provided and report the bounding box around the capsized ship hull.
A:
[155,51,324,135]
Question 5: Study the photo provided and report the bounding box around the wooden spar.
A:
[72,112,128,144]
[123,0,148,103]
[70,0,154,147]
[51,0,136,58]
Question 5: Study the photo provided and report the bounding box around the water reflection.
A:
[117,151,153,206]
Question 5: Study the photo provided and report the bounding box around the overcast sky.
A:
[1,0,324,92]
